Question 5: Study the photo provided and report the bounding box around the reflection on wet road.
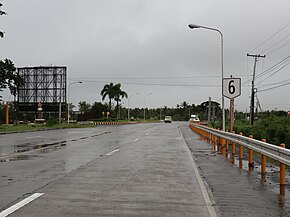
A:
[181,125,290,217]
[1,123,290,216]
[0,124,162,211]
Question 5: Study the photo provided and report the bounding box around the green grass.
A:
[0,119,164,133]
[0,123,97,133]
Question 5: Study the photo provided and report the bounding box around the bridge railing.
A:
[189,123,289,195]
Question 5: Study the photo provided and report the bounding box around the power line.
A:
[71,74,250,81]
[260,78,290,87]
[267,40,290,55]
[260,34,290,54]
[71,75,221,80]
[242,56,290,85]
[70,79,220,87]
[256,60,290,85]
[255,56,290,80]
[259,81,290,93]
[249,22,290,53]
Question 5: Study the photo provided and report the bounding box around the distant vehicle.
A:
[164,116,172,123]
[189,114,200,122]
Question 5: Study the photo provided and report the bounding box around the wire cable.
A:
[267,40,290,55]
[71,75,221,80]
[249,22,290,53]
[260,78,290,87]
[255,56,290,79]
[259,81,290,93]
[256,59,290,84]
[260,34,290,54]
[69,79,220,87]
[242,56,290,85]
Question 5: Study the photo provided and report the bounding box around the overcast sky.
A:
[1,0,290,111]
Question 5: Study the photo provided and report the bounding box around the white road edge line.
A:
[105,148,120,156]
[0,193,44,217]
[179,128,218,217]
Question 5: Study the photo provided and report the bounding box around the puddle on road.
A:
[15,142,33,148]
[0,154,37,162]
[0,142,67,163]
[13,141,67,153]
[1,131,110,162]
[217,150,290,215]
[224,152,290,193]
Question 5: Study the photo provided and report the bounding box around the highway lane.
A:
[0,122,214,217]
[0,124,166,211]
[0,127,112,156]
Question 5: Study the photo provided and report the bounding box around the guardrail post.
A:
[248,135,254,171]
[239,132,243,168]
[280,143,286,196]
[204,131,209,142]
[221,138,226,156]
[218,137,222,152]
[232,131,236,156]
[213,133,216,151]
[261,139,267,178]
[216,128,220,152]
[225,130,229,152]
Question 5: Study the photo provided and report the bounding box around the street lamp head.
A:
[188,24,201,29]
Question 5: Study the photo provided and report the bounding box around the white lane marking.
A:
[105,148,120,156]
[25,136,41,139]
[0,193,44,217]
[134,139,139,142]
[179,129,218,217]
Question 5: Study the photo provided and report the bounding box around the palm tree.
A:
[100,83,115,115]
[114,83,128,119]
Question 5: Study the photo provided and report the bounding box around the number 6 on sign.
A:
[222,78,241,99]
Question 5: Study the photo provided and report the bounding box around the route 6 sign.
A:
[222,78,241,99]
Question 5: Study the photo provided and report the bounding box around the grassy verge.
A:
[0,123,97,133]
[0,119,164,133]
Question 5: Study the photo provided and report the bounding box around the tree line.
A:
[77,96,222,122]
[0,3,23,103]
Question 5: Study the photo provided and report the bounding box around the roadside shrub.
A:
[284,133,290,149]
[234,115,290,147]
[46,118,58,126]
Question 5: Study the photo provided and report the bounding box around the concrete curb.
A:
[94,121,138,125]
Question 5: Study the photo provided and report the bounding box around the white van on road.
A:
[164,116,172,123]
[189,114,200,123]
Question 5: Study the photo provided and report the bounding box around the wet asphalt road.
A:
[0,122,289,216]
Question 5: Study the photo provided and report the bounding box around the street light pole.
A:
[128,93,140,121]
[143,93,152,122]
[188,24,225,131]
[67,81,82,124]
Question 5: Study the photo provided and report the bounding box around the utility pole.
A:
[247,53,266,125]
[207,97,211,125]
[212,105,215,122]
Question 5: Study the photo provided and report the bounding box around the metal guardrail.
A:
[189,123,289,195]
[193,123,290,166]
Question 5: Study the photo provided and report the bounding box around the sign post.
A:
[222,77,241,132]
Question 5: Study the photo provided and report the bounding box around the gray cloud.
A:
[1,0,290,111]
